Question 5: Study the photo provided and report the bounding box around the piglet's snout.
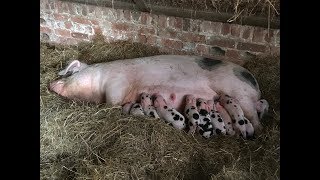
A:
[49,80,64,94]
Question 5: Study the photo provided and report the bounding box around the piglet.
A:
[196,98,214,138]
[129,103,145,117]
[215,102,236,136]
[207,100,226,135]
[140,92,160,119]
[153,94,186,130]
[183,95,200,134]
[122,102,134,115]
[218,93,254,139]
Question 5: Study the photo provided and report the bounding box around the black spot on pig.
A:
[189,122,193,126]
[197,57,223,71]
[199,129,204,135]
[168,109,173,111]
[211,114,215,118]
[180,117,184,121]
[164,106,167,109]
[149,111,155,118]
[238,120,245,125]
[216,129,222,135]
[218,118,223,122]
[244,119,248,124]
[199,109,208,116]
[233,67,259,90]
[234,105,237,107]
[203,118,210,122]
[133,104,140,108]
[196,101,201,107]
[228,122,231,124]
[223,126,226,129]
[227,100,231,104]
[191,106,196,109]
[193,113,199,119]
[186,109,189,115]
[142,97,144,100]
[171,112,175,116]
[232,119,236,123]
[173,114,180,121]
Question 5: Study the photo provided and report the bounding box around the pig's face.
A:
[49,60,93,101]
[185,94,196,105]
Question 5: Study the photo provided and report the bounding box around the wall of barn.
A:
[40,0,280,63]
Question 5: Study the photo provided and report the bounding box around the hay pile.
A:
[40,37,279,179]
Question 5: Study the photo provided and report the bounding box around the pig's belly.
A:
[126,84,218,112]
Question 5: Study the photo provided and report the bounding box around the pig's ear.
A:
[153,99,160,108]
[58,60,86,76]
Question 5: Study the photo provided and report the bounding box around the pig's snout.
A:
[49,80,65,95]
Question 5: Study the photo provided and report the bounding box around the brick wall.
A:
[40,0,280,62]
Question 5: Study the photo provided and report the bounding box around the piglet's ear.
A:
[58,60,86,76]
[153,99,160,108]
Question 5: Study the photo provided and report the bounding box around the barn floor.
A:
[40,37,280,180]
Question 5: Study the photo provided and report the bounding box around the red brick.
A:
[55,29,71,37]
[225,49,241,59]
[158,15,167,28]
[183,18,190,31]
[196,44,209,55]
[40,26,52,33]
[221,23,231,35]
[138,27,155,35]
[237,42,267,52]
[161,39,183,50]
[146,36,157,45]
[67,2,76,15]
[93,27,102,34]
[64,21,73,29]
[158,29,177,39]
[201,21,222,34]
[71,32,89,39]
[124,10,131,21]
[55,1,69,14]
[207,37,236,48]
[141,12,148,25]
[168,17,183,30]
[242,26,252,40]
[90,19,99,26]
[252,27,265,43]
[112,23,130,31]
[230,24,241,37]
[71,17,91,25]
[264,29,275,43]
[137,34,147,43]
[179,32,205,43]
[53,14,69,21]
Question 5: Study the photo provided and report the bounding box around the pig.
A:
[218,93,254,139]
[183,95,200,134]
[140,92,160,119]
[122,102,134,115]
[215,102,236,136]
[207,100,227,135]
[129,103,145,116]
[196,98,214,138]
[153,94,186,130]
[49,55,268,133]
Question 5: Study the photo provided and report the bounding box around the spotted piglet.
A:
[183,95,200,134]
[129,103,145,116]
[207,100,227,135]
[196,98,214,138]
[218,94,254,139]
[140,92,160,119]
[215,102,236,136]
[153,94,186,130]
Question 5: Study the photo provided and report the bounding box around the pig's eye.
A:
[61,71,78,78]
